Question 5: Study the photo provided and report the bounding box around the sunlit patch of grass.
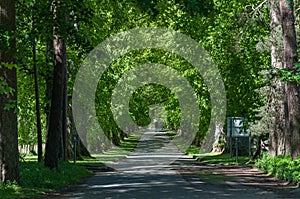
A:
[186,145,250,165]
[87,134,140,164]
[75,156,105,168]
[154,131,177,138]
[199,153,251,165]
[119,135,139,151]
[186,144,221,158]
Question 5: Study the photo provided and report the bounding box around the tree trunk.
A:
[32,6,43,162]
[44,0,67,169]
[45,40,53,138]
[280,0,300,158]
[0,0,20,183]
[212,123,225,153]
[61,71,68,161]
[269,0,286,156]
[67,103,91,159]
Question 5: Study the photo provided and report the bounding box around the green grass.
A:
[199,153,251,165]
[75,156,105,168]
[154,131,177,137]
[0,133,141,198]
[186,144,251,165]
[0,160,92,199]
[88,134,140,164]
[119,135,139,151]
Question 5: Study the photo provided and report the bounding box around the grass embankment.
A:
[0,134,140,199]
[186,145,251,165]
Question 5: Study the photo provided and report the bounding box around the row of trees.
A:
[0,0,299,183]
[251,0,300,158]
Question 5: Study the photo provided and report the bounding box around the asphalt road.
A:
[53,131,300,199]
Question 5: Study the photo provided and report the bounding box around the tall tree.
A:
[44,0,67,169]
[269,0,286,156]
[280,0,300,158]
[32,3,43,162]
[0,0,20,182]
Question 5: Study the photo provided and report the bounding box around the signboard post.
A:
[227,117,250,161]
[71,134,79,165]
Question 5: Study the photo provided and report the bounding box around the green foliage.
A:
[0,160,91,199]
[0,26,14,52]
[20,161,91,189]
[15,0,94,148]
[277,63,300,83]
[202,0,270,123]
[0,181,21,199]
[13,0,285,152]
[0,77,14,95]
[17,70,46,146]
[255,153,300,182]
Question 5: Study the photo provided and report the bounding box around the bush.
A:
[255,153,300,182]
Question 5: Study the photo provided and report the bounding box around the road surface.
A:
[52,131,300,199]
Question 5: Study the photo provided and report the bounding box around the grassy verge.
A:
[199,153,251,165]
[0,132,141,198]
[154,131,177,138]
[0,160,92,199]
[186,145,251,165]
[88,134,140,164]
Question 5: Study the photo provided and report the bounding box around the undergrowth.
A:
[0,160,92,199]
[255,153,300,182]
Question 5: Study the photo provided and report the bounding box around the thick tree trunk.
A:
[45,40,53,137]
[280,0,300,158]
[269,0,286,156]
[212,123,225,153]
[44,0,67,169]
[0,0,20,183]
[44,36,66,168]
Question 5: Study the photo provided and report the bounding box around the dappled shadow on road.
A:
[55,169,281,199]
[50,131,300,199]
[173,158,300,198]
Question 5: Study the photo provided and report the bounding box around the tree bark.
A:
[67,103,91,158]
[32,6,43,162]
[44,0,67,169]
[212,123,225,153]
[269,0,286,156]
[280,0,300,158]
[45,39,53,134]
[61,71,68,161]
[0,0,20,183]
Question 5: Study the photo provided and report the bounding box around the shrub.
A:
[255,153,300,182]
